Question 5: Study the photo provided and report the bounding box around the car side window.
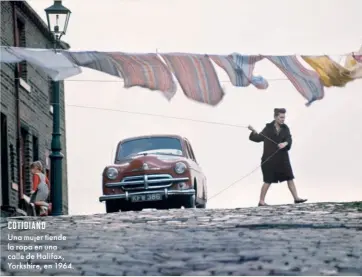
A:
[188,142,197,163]
[183,140,192,159]
[185,140,197,163]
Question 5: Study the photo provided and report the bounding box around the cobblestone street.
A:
[1,202,362,276]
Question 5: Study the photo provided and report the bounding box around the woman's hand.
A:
[278,142,288,149]
[248,125,257,133]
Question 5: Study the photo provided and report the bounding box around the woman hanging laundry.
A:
[248,108,307,206]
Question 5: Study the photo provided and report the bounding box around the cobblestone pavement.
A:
[1,202,362,276]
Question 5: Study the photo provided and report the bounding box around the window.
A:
[183,140,192,159]
[32,136,39,161]
[1,113,10,206]
[117,137,183,159]
[9,144,15,181]
[185,140,197,163]
[20,127,27,194]
[15,19,27,80]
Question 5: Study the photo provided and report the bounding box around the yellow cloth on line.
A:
[302,55,354,87]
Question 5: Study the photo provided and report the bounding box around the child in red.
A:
[30,161,50,216]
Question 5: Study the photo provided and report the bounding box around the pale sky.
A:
[28,0,362,215]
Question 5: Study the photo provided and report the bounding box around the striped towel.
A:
[211,54,268,89]
[161,53,225,106]
[107,52,177,100]
[266,56,325,106]
[61,51,121,78]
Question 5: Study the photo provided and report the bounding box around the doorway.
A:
[1,113,10,206]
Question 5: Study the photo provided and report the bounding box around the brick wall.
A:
[0,1,69,214]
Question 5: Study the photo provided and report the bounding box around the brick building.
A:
[1,1,69,214]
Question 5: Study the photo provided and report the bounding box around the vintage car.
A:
[99,135,207,213]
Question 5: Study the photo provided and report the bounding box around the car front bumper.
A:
[99,188,195,202]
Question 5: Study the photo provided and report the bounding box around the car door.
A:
[183,138,207,200]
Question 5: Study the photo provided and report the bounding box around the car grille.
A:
[120,174,173,191]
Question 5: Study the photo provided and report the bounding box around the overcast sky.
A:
[28,0,362,215]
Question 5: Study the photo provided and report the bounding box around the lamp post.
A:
[44,0,71,216]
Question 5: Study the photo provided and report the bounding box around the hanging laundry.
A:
[346,59,362,79]
[344,46,362,79]
[210,54,268,89]
[107,52,177,100]
[0,46,81,80]
[161,53,225,106]
[62,51,121,78]
[353,54,362,63]
[351,45,362,64]
[301,56,355,87]
[266,56,324,106]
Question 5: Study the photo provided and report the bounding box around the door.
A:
[1,113,10,206]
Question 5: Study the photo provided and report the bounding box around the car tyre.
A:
[183,194,196,208]
[105,201,119,213]
[197,191,207,208]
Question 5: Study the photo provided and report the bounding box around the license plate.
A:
[130,193,162,202]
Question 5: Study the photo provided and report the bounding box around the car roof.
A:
[119,134,185,143]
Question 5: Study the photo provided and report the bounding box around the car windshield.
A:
[117,137,183,159]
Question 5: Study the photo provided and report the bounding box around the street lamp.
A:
[45,0,71,48]
[44,0,71,216]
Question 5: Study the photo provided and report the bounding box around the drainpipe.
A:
[12,2,24,207]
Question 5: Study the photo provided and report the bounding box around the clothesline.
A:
[62,77,290,83]
[88,48,353,57]
[65,104,250,128]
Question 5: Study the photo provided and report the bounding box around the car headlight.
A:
[106,167,118,180]
[174,162,187,174]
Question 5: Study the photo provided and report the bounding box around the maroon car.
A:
[99,135,207,212]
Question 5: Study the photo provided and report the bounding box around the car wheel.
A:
[105,201,119,213]
[182,194,196,208]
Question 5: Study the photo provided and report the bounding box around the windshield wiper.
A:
[150,152,180,156]
[125,152,148,158]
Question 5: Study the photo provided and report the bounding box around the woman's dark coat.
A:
[249,121,294,184]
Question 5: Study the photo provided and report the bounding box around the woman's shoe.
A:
[258,202,268,206]
[294,199,307,204]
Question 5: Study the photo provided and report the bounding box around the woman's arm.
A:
[31,174,40,193]
[249,126,267,143]
[283,126,292,151]
[46,177,50,189]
